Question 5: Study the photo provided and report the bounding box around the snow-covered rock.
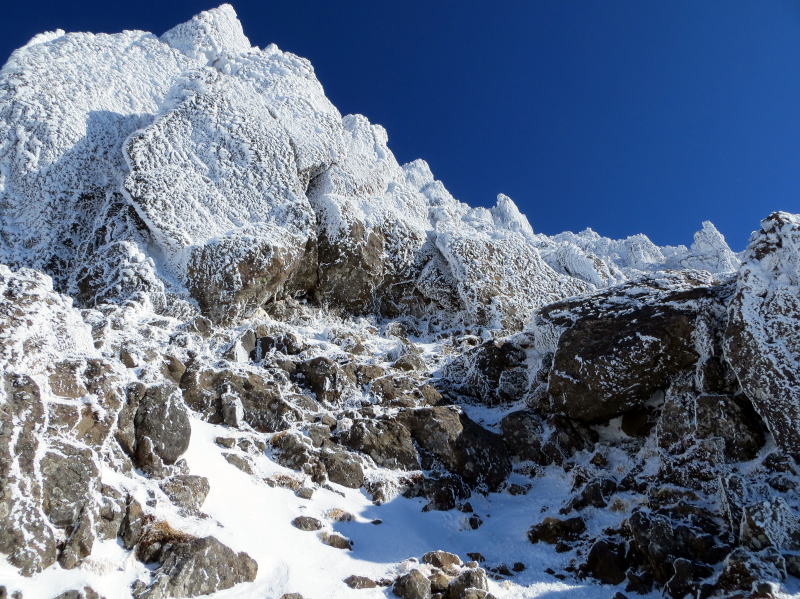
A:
[725,211,800,460]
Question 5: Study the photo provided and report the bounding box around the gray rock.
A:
[399,407,510,490]
[291,516,323,531]
[338,419,419,469]
[393,569,431,599]
[136,536,257,598]
[159,475,210,512]
[133,383,191,468]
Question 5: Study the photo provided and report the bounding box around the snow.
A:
[176,420,635,599]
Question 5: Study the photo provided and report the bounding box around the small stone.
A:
[344,575,377,589]
[319,532,353,550]
[447,568,488,598]
[291,516,323,531]
[295,487,314,500]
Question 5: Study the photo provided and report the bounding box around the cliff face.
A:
[1,5,797,599]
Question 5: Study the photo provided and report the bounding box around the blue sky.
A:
[3,1,799,249]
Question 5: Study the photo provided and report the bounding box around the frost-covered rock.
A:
[137,535,258,598]
[539,271,727,422]
[725,211,800,459]
[0,266,94,372]
[0,24,192,289]
[680,221,740,272]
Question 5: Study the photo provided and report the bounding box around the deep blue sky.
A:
[3,1,799,249]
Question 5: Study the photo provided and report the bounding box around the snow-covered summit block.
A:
[161,4,252,63]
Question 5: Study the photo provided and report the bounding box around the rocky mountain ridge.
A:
[0,5,798,599]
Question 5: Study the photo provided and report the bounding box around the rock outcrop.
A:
[725,211,800,460]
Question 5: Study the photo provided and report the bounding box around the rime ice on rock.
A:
[725,212,800,459]
[160,4,252,63]
[0,3,740,329]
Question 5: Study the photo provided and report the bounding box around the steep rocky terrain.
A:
[0,5,798,599]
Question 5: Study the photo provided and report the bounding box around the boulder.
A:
[132,383,191,469]
[338,419,419,469]
[540,271,723,422]
[399,407,510,490]
[181,365,298,432]
[393,569,431,599]
[137,535,257,598]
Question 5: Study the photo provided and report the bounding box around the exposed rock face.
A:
[0,374,58,575]
[725,212,800,459]
[132,383,191,468]
[539,271,727,422]
[399,407,511,490]
[180,365,299,432]
[137,535,258,598]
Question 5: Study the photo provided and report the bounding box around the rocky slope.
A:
[0,5,797,599]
